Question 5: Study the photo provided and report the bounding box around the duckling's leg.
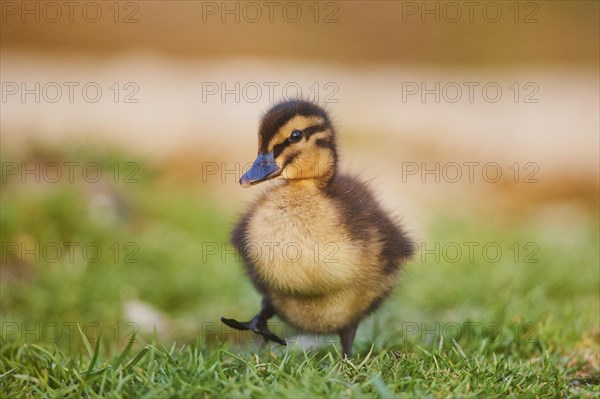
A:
[339,322,358,358]
[221,298,286,345]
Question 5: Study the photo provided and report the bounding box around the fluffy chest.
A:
[245,186,360,295]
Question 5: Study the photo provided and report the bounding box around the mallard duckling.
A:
[221,100,414,357]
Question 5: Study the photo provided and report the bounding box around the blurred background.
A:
[1,0,598,363]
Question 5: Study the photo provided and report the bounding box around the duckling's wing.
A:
[321,174,415,272]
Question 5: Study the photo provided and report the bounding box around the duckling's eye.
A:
[288,130,303,143]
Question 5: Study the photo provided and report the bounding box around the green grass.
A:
[1,144,598,397]
[0,336,587,397]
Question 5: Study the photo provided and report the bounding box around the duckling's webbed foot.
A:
[220,316,286,345]
[221,298,286,345]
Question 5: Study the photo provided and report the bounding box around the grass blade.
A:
[125,346,150,371]
[0,368,15,380]
[112,333,136,369]
[77,324,94,358]
[86,335,102,373]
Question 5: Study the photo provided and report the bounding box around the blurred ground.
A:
[2,1,598,222]
[2,50,598,230]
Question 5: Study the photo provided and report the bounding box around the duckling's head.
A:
[240,100,338,187]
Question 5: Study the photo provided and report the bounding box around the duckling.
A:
[221,100,414,357]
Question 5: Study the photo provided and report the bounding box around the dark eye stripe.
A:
[303,124,329,138]
[315,138,335,150]
[272,141,288,159]
[271,124,331,159]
